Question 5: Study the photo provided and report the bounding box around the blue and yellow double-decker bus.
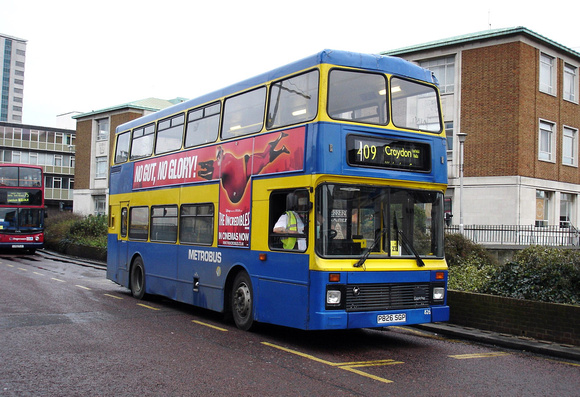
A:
[107,50,449,330]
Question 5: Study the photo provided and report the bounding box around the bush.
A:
[64,215,108,248]
[44,212,83,250]
[482,246,580,304]
[445,233,497,268]
[44,213,107,251]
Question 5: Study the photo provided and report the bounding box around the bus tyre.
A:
[231,271,254,331]
[130,257,146,300]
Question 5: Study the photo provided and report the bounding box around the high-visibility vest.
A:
[282,211,297,249]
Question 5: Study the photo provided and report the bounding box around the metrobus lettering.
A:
[188,249,222,263]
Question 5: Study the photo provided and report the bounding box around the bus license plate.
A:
[377,313,406,324]
[11,245,24,248]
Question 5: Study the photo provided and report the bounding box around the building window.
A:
[68,178,74,189]
[95,157,107,178]
[420,55,455,94]
[445,121,453,159]
[539,120,555,162]
[536,190,550,227]
[53,177,62,189]
[94,196,107,216]
[562,126,578,166]
[560,193,574,228]
[540,53,556,95]
[96,118,109,141]
[564,63,577,102]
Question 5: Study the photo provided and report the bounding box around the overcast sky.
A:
[2,0,579,128]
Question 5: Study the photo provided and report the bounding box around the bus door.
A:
[117,201,130,283]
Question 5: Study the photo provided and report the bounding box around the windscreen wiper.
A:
[353,225,388,268]
[393,212,425,267]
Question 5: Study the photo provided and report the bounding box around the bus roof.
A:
[116,49,436,133]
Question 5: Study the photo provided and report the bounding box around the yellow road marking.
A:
[5,264,14,267]
[51,277,65,282]
[33,271,44,276]
[449,352,511,359]
[262,342,401,384]
[137,303,160,311]
[104,293,123,300]
[192,320,228,332]
[75,285,91,290]
[18,267,27,271]
[544,358,580,367]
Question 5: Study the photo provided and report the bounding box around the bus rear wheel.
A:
[130,257,146,300]
[231,271,254,331]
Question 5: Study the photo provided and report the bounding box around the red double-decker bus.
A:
[0,164,45,253]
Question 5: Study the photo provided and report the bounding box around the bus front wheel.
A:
[130,257,146,300]
[231,271,254,331]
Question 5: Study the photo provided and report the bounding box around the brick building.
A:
[384,27,580,228]
[72,98,185,215]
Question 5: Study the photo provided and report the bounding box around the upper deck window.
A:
[267,70,319,129]
[328,69,388,125]
[185,103,220,148]
[0,166,41,187]
[115,131,130,164]
[391,77,441,133]
[155,113,185,155]
[130,124,155,160]
[221,87,266,139]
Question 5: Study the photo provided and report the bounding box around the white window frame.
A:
[94,196,107,216]
[564,63,578,103]
[559,193,574,227]
[539,119,556,162]
[420,55,455,94]
[535,190,550,227]
[540,53,556,95]
[96,118,109,141]
[95,156,108,179]
[562,126,578,167]
[53,177,62,189]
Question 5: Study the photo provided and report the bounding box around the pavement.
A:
[416,323,580,362]
[37,249,580,363]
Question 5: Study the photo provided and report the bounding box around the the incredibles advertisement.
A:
[132,126,306,247]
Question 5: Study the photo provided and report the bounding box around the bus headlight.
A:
[327,290,341,305]
[432,287,445,301]
[325,285,346,310]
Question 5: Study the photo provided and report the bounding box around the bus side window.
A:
[121,207,128,238]
[128,207,149,240]
[185,103,220,148]
[180,204,214,245]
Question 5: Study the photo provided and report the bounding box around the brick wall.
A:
[74,119,92,190]
[460,41,580,184]
[448,290,580,345]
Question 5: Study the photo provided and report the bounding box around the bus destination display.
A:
[347,135,430,172]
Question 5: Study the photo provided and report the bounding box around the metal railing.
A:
[445,224,580,247]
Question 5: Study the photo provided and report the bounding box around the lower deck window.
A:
[180,203,214,245]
